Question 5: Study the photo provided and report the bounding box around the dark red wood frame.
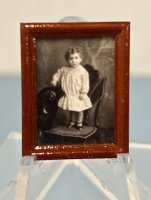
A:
[21,22,130,160]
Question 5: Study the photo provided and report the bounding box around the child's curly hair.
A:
[64,46,83,61]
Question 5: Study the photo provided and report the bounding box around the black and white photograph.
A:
[21,22,129,159]
[37,38,115,145]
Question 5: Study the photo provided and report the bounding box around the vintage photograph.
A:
[36,38,115,145]
[21,22,129,159]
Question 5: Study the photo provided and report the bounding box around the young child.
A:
[51,46,92,131]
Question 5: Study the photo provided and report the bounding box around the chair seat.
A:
[45,126,97,139]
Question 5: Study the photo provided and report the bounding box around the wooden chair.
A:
[37,64,106,144]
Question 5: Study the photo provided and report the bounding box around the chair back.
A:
[83,77,106,127]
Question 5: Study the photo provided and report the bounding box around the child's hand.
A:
[79,93,86,100]
[50,82,56,87]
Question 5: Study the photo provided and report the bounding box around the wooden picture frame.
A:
[21,22,130,160]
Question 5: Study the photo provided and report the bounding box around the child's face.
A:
[68,53,82,68]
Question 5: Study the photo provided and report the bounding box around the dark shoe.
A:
[76,123,83,131]
[67,122,76,128]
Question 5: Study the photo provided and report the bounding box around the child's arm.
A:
[51,67,64,86]
[79,71,90,100]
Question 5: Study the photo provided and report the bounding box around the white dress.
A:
[51,65,92,112]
